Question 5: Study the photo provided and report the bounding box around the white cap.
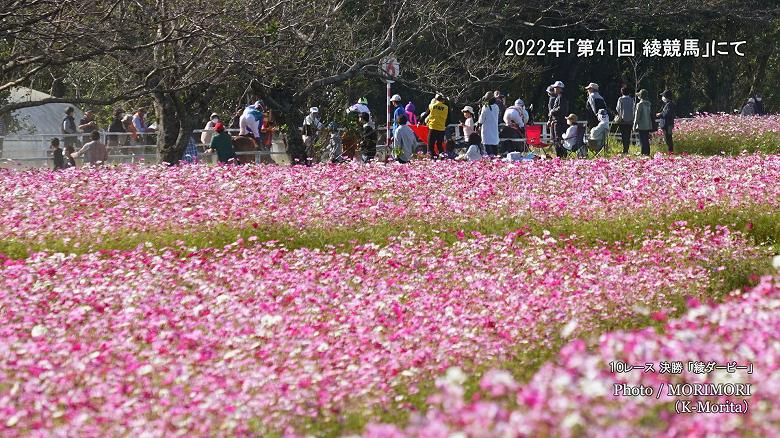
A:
[310,107,319,113]
[390,94,402,102]
[550,80,565,89]
[254,100,263,107]
[514,99,524,106]
[462,106,474,114]
[585,82,599,91]
[210,112,219,118]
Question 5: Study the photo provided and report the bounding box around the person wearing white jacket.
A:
[477,92,500,156]
[587,109,610,156]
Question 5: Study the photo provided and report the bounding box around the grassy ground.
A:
[2,204,778,259]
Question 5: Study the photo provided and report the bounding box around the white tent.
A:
[2,87,84,164]
[8,87,84,134]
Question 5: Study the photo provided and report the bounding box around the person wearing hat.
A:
[347,98,372,124]
[502,99,526,154]
[207,122,237,164]
[656,90,676,153]
[477,91,500,156]
[562,113,581,154]
[548,81,569,157]
[584,83,607,131]
[459,106,476,142]
[390,94,405,134]
[302,106,324,160]
[423,93,449,158]
[633,89,653,155]
[545,85,557,140]
[200,112,220,146]
[61,107,79,156]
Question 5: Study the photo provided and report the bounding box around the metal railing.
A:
[1,118,680,167]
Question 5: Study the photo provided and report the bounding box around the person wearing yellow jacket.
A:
[423,93,449,158]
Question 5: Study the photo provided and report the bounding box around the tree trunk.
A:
[153,91,190,165]
[276,109,307,165]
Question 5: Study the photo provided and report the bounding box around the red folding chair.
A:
[525,124,552,157]
[410,125,434,156]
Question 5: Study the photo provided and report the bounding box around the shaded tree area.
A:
[1,0,778,163]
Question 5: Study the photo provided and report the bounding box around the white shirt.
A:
[466,144,482,161]
[461,117,475,140]
[478,104,500,145]
[201,120,217,145]
[503,107,524,128]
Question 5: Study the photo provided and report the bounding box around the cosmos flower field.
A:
[1,155,779,436]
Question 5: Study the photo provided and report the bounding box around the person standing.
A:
[459,106,476,142]
[754,93,766,115]
[477,92,500,156]
[71,131,108,166]
[0,113,6,159]
[633,89,653,156]
[657,90,676,153]
[302,107,323,159]
[62,107,78,157]
[107,108,125,151]
[201,112,220,145]
[424,93,449,158]
[548,81,569,158]
[78,109,98,145]
[208,122,237,164]
[121,114,138,147]
[615,87,635,154]
[390,94,405,134]
[404,102,418,125]
[584,83,607,131]
[51,138,66,170]
[358,112,377,162]
[494,91,507,117]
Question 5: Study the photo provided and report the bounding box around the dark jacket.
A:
[360,123,377,157]
[52,148,66,170]
[586,92,607,128]
[550,93,569,121]
[209,131,236,163]
[754,99,766,116]
[659,101,676,129]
